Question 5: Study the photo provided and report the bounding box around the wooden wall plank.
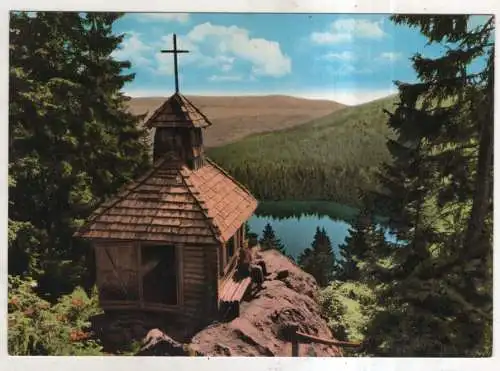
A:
[204,245,219,319]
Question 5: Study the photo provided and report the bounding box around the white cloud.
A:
[328,64,373,77]
[112,32,154,67]
[311,18,386,44]
[321,51,356,62]
[115,22,290,81]
[334,19,386,38]
[218,56,235,65]
[379,52,403,62]
[336,64,356,75]
[137,13,190,23]
[153,33,201,75]
[151,25,290,79]
[208,74,244,82]
[221,63,233,72]
[186,22,291,77]
[311,32,353,44]
[218,55,235,72]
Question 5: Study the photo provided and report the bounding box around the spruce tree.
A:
[362,15,494,356]
[259,223,288,256]
[9,12,150,299]
[298,227,336,287]
[336,208,390,282]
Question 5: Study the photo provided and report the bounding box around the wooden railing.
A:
[282,324,361,357]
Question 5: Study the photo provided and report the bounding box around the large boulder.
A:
[189,249,342,357]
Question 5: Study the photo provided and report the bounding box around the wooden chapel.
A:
[74,34,258,328]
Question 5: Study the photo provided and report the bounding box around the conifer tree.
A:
[259,223,288,256]
[335,208,390,282]
[9,12,150,299]
[298,227,336,287]
[362,15,494,356]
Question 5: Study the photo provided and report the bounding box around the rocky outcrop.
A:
[189,249,342,357]
[92,248,342,357]
[137,329,204,356]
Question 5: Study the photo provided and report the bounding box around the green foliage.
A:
[259,223,289,256]
[9,11,151,298]
[360,15,494,357]
[298,227,336,287]
[335,208,394,282]
[318,281,377,343]
[8,275,104,355]
[207,96,398,206]
[314,15,493,357]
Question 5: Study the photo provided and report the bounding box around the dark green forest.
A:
[207,96,398,206]
[7,12,494,357]
[8,12,150,355]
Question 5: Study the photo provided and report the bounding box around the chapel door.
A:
[141,245,178,305]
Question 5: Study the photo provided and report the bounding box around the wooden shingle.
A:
[74,156,258,245]
[144,93,212,129]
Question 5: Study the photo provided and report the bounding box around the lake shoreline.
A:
[249,200,396,259]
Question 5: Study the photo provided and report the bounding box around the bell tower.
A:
[146,34,212,169]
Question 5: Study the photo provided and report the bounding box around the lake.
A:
[248,201,395,259]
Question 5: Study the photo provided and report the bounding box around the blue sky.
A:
[112,13,490,105]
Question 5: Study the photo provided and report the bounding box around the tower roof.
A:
[145,93,213,129]
[74,155,258,245]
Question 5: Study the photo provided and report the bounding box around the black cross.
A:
[161,34,189,93]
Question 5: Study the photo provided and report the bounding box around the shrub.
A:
[8,275,104,355]
[318,280,377,343]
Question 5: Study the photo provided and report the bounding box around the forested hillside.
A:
[208,95,399,206]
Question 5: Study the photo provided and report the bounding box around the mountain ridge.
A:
[127,95,346,148]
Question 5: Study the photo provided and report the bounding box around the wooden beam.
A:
[223,251,238,277]
[292,338,299,357]
[295,331,362,348]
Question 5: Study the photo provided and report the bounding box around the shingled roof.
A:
[145,93,212,129]
[74,156,258,245]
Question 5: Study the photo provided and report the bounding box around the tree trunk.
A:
[463,85,494,258]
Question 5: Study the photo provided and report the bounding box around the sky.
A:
[112,13,490,105]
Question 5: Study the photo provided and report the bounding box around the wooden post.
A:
[292,338,299,357]
[285,324,300,357]
[283,325,362,357]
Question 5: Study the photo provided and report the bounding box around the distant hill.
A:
[206,95,400,205]
[127,95,345,148]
